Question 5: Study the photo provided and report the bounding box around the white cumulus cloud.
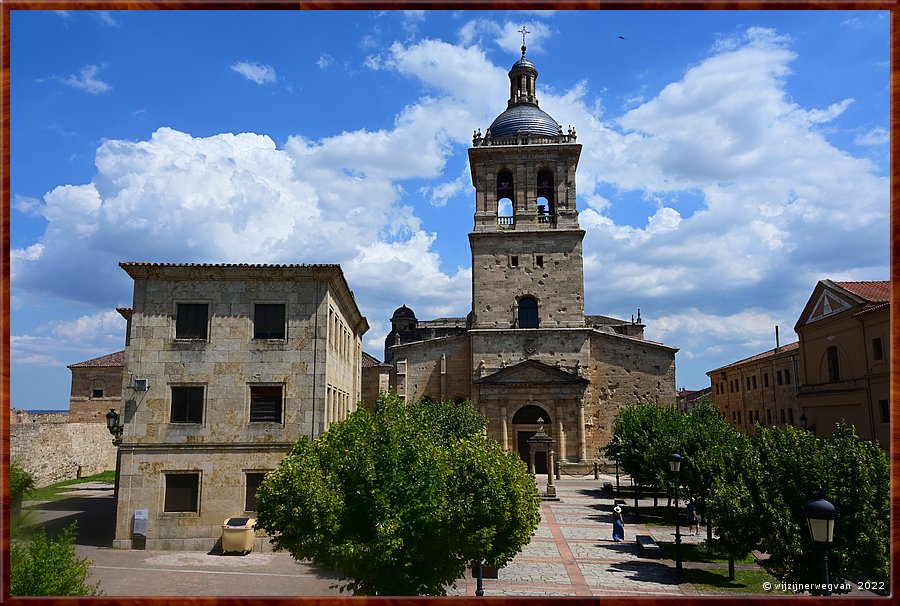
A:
[230,61,277,84]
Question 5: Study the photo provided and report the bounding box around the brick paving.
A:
[23,476,756,597]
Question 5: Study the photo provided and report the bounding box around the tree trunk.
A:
[728,556,735,580]
[706,520,713,553]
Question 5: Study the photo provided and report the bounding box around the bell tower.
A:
[467,35,585,330]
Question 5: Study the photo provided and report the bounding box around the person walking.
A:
[687,500,700,536]
[612,505,625,542]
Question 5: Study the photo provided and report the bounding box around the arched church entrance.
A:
[512,404,551,474]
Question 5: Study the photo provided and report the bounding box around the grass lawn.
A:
[686,567,791,595]
[25,471,116,503]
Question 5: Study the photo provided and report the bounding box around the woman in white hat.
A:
[612,505,625,542]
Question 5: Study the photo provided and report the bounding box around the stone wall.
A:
[10,421,117,487]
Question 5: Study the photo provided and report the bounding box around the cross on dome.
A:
[518,25,530,56]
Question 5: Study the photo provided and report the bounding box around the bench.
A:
[614,499,627,507]
[636,534,660,556]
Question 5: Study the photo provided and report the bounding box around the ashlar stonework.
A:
[380,45,677,472]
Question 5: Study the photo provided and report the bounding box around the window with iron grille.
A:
[826,346,840,382]
[254,304,286,339]
[250,385,282,423]
[164,473,200,512]
[176,303,208,340]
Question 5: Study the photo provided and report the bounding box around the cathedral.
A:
[381,41,678,471]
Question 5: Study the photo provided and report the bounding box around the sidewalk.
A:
[22,476,754,597]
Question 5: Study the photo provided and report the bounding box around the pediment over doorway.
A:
[474,359,589,386]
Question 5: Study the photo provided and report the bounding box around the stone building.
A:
[360,351,391,409]
[675,386,712,413]
[112,262,367,550]
[382,45,678,471]
[707,279,889,451]
[794,280,889,450]
[67,350,125,422]
[707,341,801,433]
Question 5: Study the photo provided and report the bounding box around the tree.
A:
[10,523,103,596]
[10,463,34,517]
[751,423,889,594]
[255,392,541,595]
[703,428,760,579]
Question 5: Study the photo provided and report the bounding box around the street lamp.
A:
[800,413,808,430]
[804,494,838,596]
[669,453,684,579]
[629,446,639,522]
[106,409,123,446]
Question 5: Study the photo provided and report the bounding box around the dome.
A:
[488,104,560,139]
[391,305,417,321]
[512,56,536,71]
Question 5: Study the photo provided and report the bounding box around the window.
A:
[245,472,267,511]
[176,303,208,340]
[746,377,751,390]
[764,373,769,387]
[785,369,791,384]
[510,255,519,268]
[164,473,200,512]
[777,371,783,386]
[780,408,786,424]
[788,409,794,425]
[766,409,772,425]
[535,255,544,268]
[171,386,204,423]
[872,337,884,361]
[254,304,286,339]
[92,389,104,398]
[752,376,757,389]
[827,346,840,382]
[518,296,538,329]
[250,385,283,423]
[879,399,889,423]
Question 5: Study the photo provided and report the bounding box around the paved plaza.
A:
[25,475,752,597]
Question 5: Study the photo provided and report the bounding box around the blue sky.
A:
[9,9,889,409]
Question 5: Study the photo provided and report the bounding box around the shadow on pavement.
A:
[23,493,116,548]
[606,560,677,585]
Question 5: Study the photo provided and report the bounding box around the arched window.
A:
[512,404,550,425]
[518,296,539,329]
[497,170,514,222]
[536,169,555,220]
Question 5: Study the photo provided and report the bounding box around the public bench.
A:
[636,534,660,557]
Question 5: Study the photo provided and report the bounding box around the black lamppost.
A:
[800,413,808,430]
[804,494,838,596]
[629,446,639,522]
[106,408,123,446]
[474,559,484,596]
[669,453,684,579]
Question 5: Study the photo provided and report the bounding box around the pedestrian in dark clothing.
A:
[687,500,700,536]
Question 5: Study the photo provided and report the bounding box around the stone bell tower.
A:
[468,34,585,330]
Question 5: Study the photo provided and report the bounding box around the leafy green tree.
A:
[255,392,541,595]
[703,428,760,579]
[10,523,102,596]
[605,401,684,491]
[752,423,889,594]
[678,400,743,544]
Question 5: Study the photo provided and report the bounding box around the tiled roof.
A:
[362,352,389,368]
[68,350,125,369]
[120,262,340,269]
[708,341,799,374]
[834,280,890,303]
[586,314,630,326]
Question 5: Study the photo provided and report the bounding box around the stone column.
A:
[578,401,587,461]
[556,402,567,462]
[528,449,536,475]
[546,448,557,497]
[500,405,508,451]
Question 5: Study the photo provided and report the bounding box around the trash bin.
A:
[221,517,256,555]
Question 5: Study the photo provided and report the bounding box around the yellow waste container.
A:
[221,517,256,555]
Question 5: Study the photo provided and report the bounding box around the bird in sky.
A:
[618,35,627,40]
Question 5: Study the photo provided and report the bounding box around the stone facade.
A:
[708,342,801,433]
[360,351,391,409]
[112,263,367,550]
[794,280,889,450]
[707,280,889,451]
[382,48,678,471]
[10,420,117,487]
[68,350,125,423]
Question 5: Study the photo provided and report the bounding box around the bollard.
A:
[593,461,599,480]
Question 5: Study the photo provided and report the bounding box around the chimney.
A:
[775,325,780,352]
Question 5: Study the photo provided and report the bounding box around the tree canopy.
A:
[255,392,541,596]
